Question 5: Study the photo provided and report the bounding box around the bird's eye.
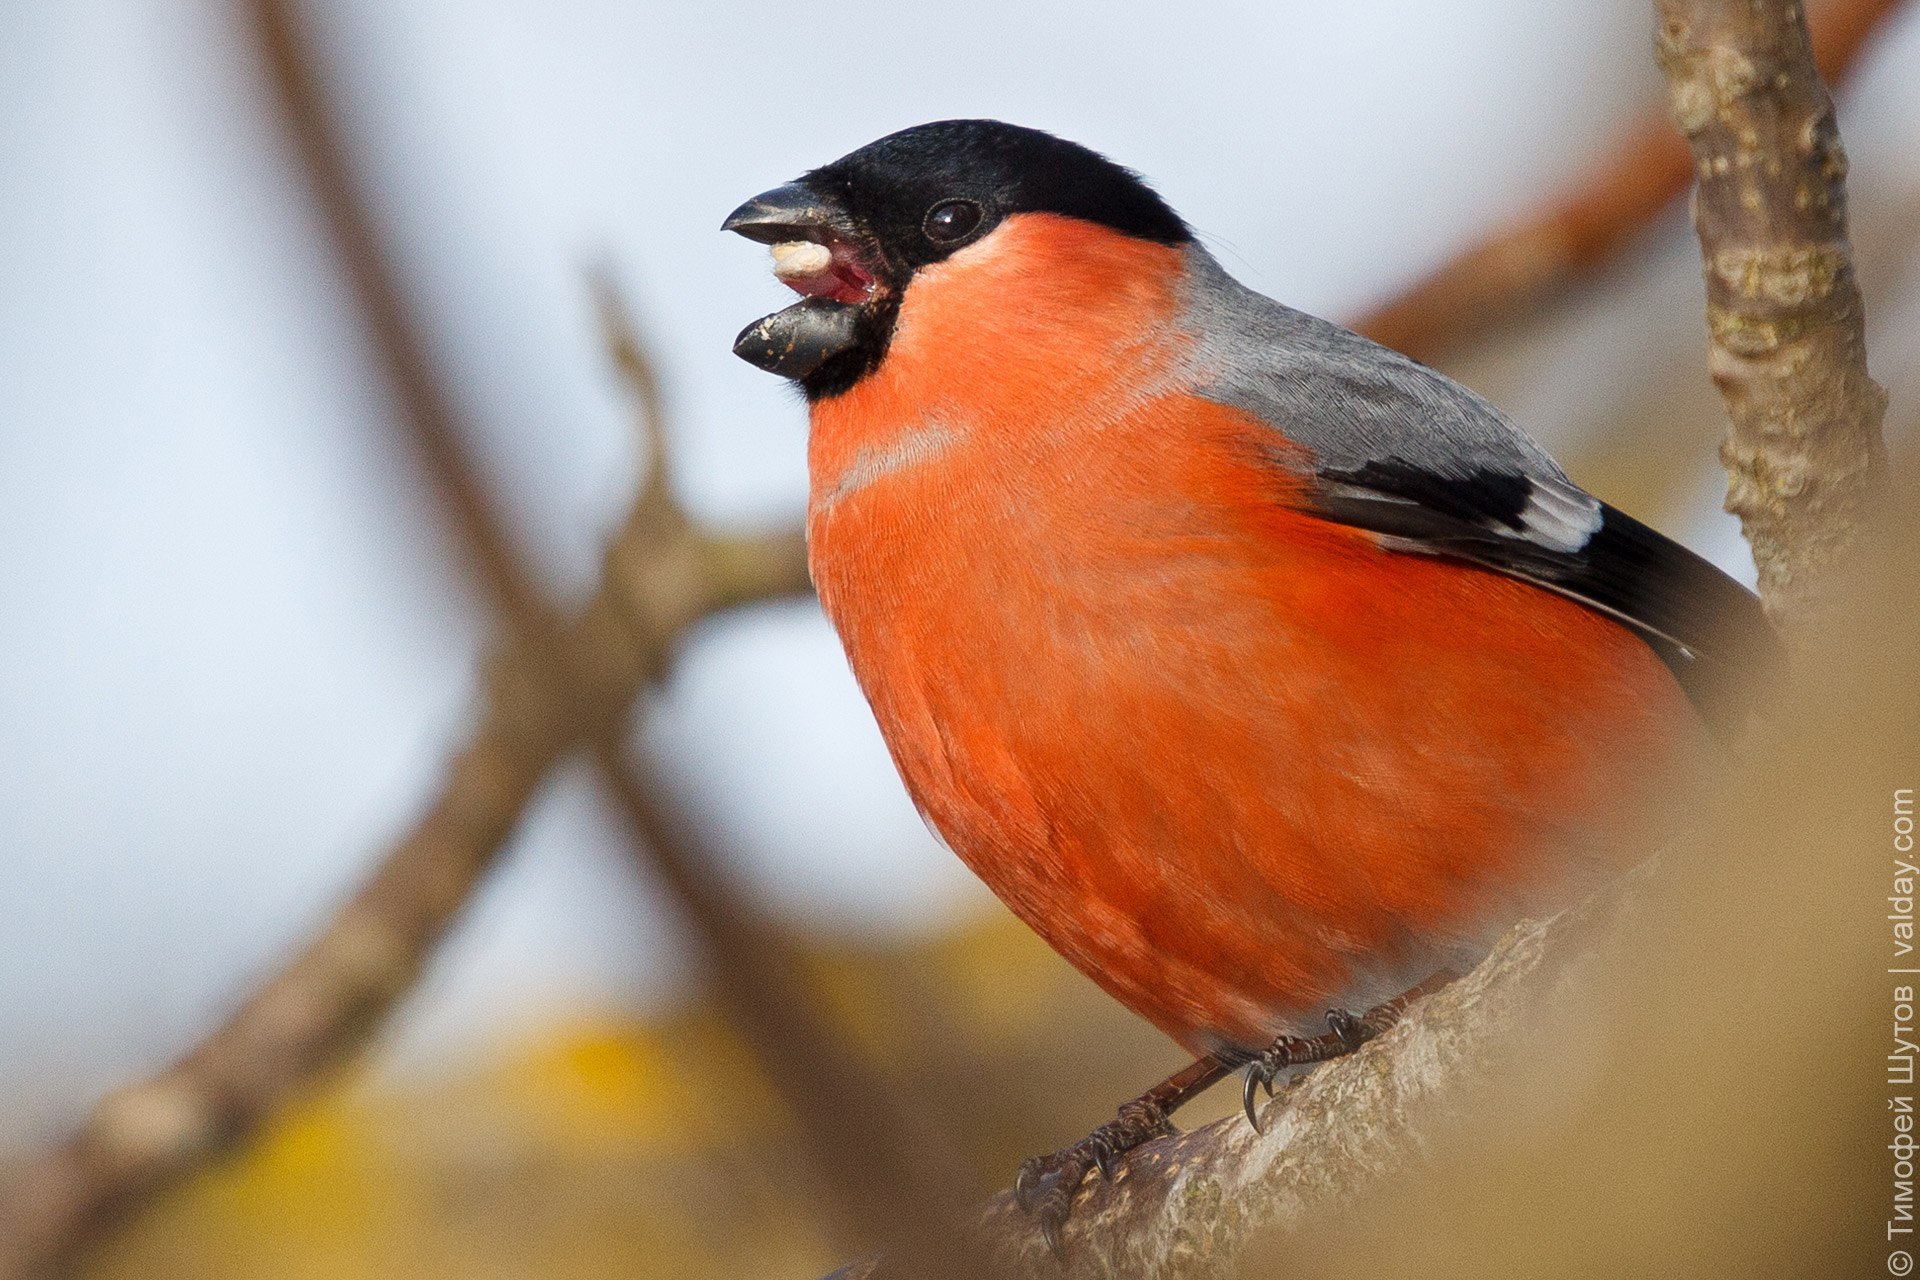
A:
[923,199,984,244]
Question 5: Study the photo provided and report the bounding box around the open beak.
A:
[723,183,875,381]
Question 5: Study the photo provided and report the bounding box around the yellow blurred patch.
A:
[76,910,1144,1280]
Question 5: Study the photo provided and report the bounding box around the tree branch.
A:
[0,1,946,1273]
[0,337,809,1279]
[223,2,988,1274]
[241,0,989,1271]
[1654,0,1890,630]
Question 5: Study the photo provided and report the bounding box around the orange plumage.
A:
[804,214,1693,1055]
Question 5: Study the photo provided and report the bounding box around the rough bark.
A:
[1655,0,1889,630]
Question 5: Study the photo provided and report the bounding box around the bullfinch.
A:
[723,119,1773,1242]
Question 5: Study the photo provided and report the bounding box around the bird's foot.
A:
[1014,1095,1174,1254]
[1241,972,1458,1131]
[1012,1055,1229,1255]
[1238,1012,1376,1131]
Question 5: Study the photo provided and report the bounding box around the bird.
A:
[722,119,1774,1246]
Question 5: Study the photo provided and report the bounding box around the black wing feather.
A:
[1311,469,1780,739]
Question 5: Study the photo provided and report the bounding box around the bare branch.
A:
[1353,0,1903,364]
[1654,0,1890,631]
[0,361,809,1280]
[0,2,906,1274]
[214,1,981,1276]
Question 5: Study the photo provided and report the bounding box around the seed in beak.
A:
[770,240,833,281]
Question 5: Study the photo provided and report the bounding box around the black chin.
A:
[732,297,863,380]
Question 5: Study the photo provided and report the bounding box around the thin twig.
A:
[1654,0,1889,631]
[0,125,812,1280]
[0,337,811,1280]
[0,6,811,1278]
[1352,0,1903,363]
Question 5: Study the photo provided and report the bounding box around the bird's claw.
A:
[1040,1194,1071,1258]
[1016,1146,1094,1257]
[1327,1006,1370,1051]
[1090,1131,1121,1181]
[1239,992,1436,1131]
[1013,1153,1051,1213]
[1240,1035,1307,1132]
[1013,1098,1175,1253]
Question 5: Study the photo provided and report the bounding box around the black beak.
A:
[721,182,853,245]
[724,181,869,382]
[730,297,864,381]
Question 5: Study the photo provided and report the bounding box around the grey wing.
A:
[1175,248,1777,736]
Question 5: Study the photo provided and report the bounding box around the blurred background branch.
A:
[1353,0,1903,364]
[221,0,981,1272]
[0,0,990,1273]
[0,21,821,1280]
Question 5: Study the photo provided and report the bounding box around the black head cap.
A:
[725,119,1190,398]
[804,119,1189,273]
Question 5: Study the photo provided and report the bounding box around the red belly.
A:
[807,393,1694,1056]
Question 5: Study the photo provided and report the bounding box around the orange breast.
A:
[805,215,1693,1054]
